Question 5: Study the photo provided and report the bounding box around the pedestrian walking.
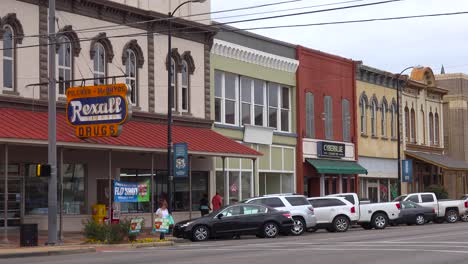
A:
[199,194,211,216]
[212,192,223,211]
[155,199,170,240]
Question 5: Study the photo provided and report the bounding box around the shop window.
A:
[305,92,315,138]
[119,169,151,213]
[241,172,252,201]
[174,171,208,211]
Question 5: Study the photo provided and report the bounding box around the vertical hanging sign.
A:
[402,159,413,183]
[174,143,188,177]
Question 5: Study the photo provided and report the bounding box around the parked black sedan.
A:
[173,204,294,242]
[397,201,436,225]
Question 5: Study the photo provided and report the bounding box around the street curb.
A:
[0,247,96,259]
[133,241,174,248]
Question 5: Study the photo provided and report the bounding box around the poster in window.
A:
[114,179,150,202]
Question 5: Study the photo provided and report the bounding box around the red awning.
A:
[0,108,261,158]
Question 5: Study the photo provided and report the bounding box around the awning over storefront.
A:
[306,159,368,175]
[405,151,468,171]
[0,108,261,158]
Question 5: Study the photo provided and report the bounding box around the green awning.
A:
[306,159,368,175]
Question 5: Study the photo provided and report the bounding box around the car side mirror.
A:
[217,214,223,219]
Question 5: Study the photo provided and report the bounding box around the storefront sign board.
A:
[317,141,345,158]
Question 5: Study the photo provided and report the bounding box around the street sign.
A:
[174,143,189,177]
[66,83,132,138]
[402,159,413,183]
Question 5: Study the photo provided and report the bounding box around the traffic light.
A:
[36,164,51,177]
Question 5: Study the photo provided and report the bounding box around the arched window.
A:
[93,43,106,85]
[371,100,377,137]
[305,92,314,138]
[57,36,72,95]
[435,112,440,145]
[3,25,14,89]
[429,112,434,145]
[410,108,416,143]
[342,99,350,142]
[391,102,396,138]
[420,108,426,144]
[170,58,176,111]
[181,60,189,112]
[125,49,137,105]
[360,96,367,135]
[404,107,410,142]
[381,101,387,137]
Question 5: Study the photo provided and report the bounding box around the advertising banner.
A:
[174,143,189,177]
[114,179,150,203]
[66,83,132,138]
[402,159,413,183]
[129,217,144,235]
[153,216,173,234]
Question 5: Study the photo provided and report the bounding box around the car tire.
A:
[333,216,350,232]
[371,213,388,229]
[263,222,279,238]
[445,209,459,223]
[461,214,468,222]
[415,214,426,225]
[191,225,209,242]
[290,217,306,236]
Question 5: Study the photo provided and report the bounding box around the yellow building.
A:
[356,64,399,202]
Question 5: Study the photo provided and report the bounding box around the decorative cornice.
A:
[436,73,468,80]
[211,39,299,73]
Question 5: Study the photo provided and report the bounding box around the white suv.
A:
[244,194,317,236]
[307,196,356,232]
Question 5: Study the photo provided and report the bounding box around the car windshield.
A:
[393,195,407,202]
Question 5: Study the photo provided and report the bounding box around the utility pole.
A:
[47,0,58,245]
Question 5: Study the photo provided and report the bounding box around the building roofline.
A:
[436,73,468,80]
[297,45,354,64]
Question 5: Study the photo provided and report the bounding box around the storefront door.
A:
[367,182,379,203]
[0,164,22,227]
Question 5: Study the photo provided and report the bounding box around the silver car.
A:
[243,194,317,235]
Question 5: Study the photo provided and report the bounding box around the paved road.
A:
[4,222,468,264]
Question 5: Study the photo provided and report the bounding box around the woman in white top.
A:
[155,199,169,240]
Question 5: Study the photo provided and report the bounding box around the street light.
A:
[395,66,417,196]
[167,0,206,212]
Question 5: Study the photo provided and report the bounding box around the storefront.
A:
[302,140,367,197]
[0,107,260,231]
[358,157,399,202]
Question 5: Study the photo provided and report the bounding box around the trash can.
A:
[20,224,38,247]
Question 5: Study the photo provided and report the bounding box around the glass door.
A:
[0,164,22,227]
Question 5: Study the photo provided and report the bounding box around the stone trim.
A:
[89,32,114,63]
[39,5,48,99]
[211,39,299,73]
[204,43,211,120]
[165,48,182,72]
[147,31,155,113]
[181,51,195,74]
[122,39,144,68]
[0,13,24,44]
[56,25,81,57]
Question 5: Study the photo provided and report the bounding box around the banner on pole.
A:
[174,143,189,177]
[113,179,150,202]
[402,159,413,183]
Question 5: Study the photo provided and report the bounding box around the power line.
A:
[3,0,405,51]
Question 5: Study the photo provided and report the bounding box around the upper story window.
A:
[93,43,106,85]
[170,58,176,111]
[420,108,426,144]
[410,108,416,143]
[381,101,387,137]
[57,36,72,95]
[125,49,137,105]
[405,107,410,142]
[360,95,367,135]
[371,100,377,137]
[215,70,290,132]
[305,92,315,138]
[181,60,189,112]
[324,96,333,140]
[434,112,440,145]
[2,25,14,90]
[429,112,434,145]
[342,99,350,142]
[391,102,396,139]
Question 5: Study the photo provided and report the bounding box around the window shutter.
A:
[342,99,350,142]
[306,92,314,138]
[325,96,333,140]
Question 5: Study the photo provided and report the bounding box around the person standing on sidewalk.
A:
[212,192,223,211]
[155,199,169,240]
[199,194,211,216]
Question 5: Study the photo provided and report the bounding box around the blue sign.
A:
[174,143,189,177]
[402,159,413,183]
[67,96,127,126]
[114,180,150,203]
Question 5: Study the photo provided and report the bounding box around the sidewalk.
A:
[0,230,177,259]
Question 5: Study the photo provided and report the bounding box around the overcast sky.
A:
[211,0,468,74]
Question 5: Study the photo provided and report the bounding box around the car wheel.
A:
[446,210,459,223]
[371,213,388,229]
[415,214,425,225]
[290,217,305,236]
[461,214,468,222]
[263,222,279,238]
[333,216,350,232]
[191,225,209,242]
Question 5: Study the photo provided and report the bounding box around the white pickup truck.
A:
[328,193,400,230]
[397,192,468,223]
